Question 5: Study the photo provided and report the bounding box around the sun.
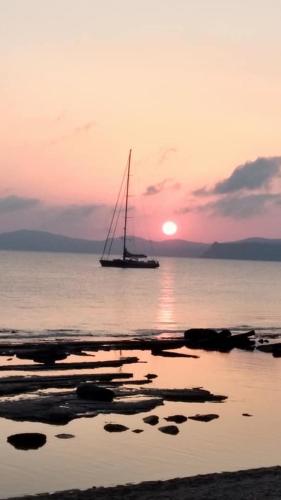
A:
[162,220,178,236]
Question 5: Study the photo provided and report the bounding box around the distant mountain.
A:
[202,239,281,262]
[0,230,208,258]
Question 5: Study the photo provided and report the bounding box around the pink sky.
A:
[1,1,281,242]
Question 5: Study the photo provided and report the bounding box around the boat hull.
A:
[100,259,159,269]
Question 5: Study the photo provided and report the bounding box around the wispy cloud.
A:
[0,195,40,214]
[158,147,177,165]
[48,120,96,146]
[143,178,181,196]
[197,193,281,218]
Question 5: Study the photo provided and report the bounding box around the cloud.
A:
[214,157,281,194]
[158,147,177,165]
[0,195,40,214]
[53,203,103,222]
[143,178,181,196]
[193,157,281,197]
[192,193,281,219]
[48,120,96,146]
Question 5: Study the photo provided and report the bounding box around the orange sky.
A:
[1,1,281,241]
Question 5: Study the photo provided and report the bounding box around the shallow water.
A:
[0,347,280,498]
[0,251,280,498]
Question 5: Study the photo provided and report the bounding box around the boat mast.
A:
[123,149,131,260]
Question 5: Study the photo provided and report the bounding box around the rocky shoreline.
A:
[7,466,281,499]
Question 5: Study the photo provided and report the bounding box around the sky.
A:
[1,0,281,242]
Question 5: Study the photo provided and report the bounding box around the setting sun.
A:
[162,221,178,236]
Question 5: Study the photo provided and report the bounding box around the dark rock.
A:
[104,423,128,432]
[7,433,46,450]
[189,414,219,422]
[184,328,230,343]
[164,415,187,424]
[158,425,179,435]
[143,388,227,402]
[257,342,281,357]
[242,413,253,417]
[16,347,68,365]
[184,328,255,352]
[45,409,74,425]
[151,349,198,358]
[55,433,75,439]
[145,373,158,379]
[76,383,115,402]
[132,429,144,433]
[143,415,159,425]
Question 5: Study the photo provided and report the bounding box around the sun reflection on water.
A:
[157,264,176,328]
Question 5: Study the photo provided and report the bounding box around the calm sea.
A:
[0,251,280,498]
[0,250,281,339]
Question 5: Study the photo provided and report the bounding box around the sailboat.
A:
[100,150,160,269]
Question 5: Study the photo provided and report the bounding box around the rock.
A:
[104,423,128,432]
[242,413,253,417]
[55,433,75,439]
[151,349,198,358]
[132,429,144,433]
[143,415,159,425]
[145,373,158,379]
[16,347,68,365]
[45,409,74,425]
[7,433,46,450]
[158,425,179,435]
[76,383,115,402]
[164,415,187,424]
[142,387,227,402]
[184,328,255,352]
[257,342,281,357]
[189,414,219,422]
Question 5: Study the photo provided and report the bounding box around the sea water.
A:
[0,250,281,338]
[0,251,280,498]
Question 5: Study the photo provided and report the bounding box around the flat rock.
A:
[242,413,253,417]
[143,415,159,425]
[104,423,128,432]
[189,414,219,422]
[0,389,163,425]
[132,429,144,433]
[7,433,46,450]
[142,387,227,402]
[164,414,187,424]
[145,373,158,379]
[158,425,179,435]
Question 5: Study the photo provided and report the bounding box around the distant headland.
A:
[0,229,281,262]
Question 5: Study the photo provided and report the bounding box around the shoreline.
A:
[7,466,281,499]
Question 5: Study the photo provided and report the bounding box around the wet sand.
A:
[8,466,281,499]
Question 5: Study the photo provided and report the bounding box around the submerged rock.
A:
[76,383,115,402]
[189,414,219,422]
[55,433,75,439]
[143,415,159,426]
[158,425,179,435]
[7,433,46,450]
[164,415,187,424]
[104,423,128,432]
[145,373,158,379]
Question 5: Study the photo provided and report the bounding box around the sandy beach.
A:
[8,466,281,499]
